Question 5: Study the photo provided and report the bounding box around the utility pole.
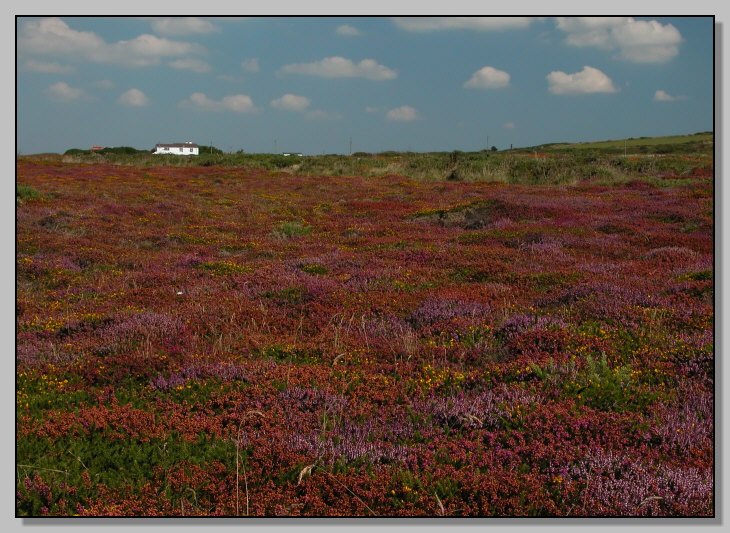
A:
[624,139,627,157]
[487,135,489,150]
[349,137,352,155]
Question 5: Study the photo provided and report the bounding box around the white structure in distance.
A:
[153,142,199,155]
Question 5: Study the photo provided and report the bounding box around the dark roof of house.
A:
[156,143,199,148]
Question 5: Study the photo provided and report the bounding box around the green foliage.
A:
[274,221,312,238]
[565,354,656,412]
[16,433,234,516]
[46,132,712,186]
[263,286,306,305]
[98,146,144,155]
[299,263,328,275]
[679,270,712,281]
[259,344,321,364]
[17,184,42,204]
[197,145,224,155]
[17,373,89,416]
[195,260,251,275]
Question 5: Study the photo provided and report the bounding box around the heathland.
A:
[16,132,713,516]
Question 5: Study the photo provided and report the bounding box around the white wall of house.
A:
[154,144,199,156]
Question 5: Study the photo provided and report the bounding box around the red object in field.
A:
[90,145,105,151]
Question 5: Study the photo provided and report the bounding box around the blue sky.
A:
[16,16,713,154]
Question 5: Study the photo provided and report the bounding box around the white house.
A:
[153,142,199,156]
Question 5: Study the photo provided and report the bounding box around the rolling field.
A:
[16,158,714,516]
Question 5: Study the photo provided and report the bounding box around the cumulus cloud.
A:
[555,17,683,63]
[181,92,258,113]
[547,66,617,95]
[46,81,84,102]
[241,58,259,72]
[118,88,148,106]
[654,89,685,102]
[392,17,533,32]
[365,106,380,113]
[19,17,204,68]
[503,122,516,129]
[149,17,218,36]
[336,24,363,36]
[386,105,419,121]
[168,58,211,73]
[280,56,397,80]
[271,93,311,112]
[654,90,675,101]
[24,59,74,73]
[463,66,511,89]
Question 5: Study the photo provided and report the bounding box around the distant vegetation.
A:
[64,146,147,156]
[38,132,712,187]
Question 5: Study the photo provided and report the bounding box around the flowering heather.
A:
[496,313,567,340]
[408,297,492,329]
[412,386,538,430]
[567,448,713,516]
[16,159,713,517]
[150,362,249,392]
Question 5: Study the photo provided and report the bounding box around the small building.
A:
[90,145,105,152]
[153,142,199,156]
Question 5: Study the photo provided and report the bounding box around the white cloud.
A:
[463,66,511,89]
[271,93,311,112]
[46,81,84,102]
[386,105,419,121]
[94,79,115,90]
[181,92,258,113]
[392,17,533,32]
[503,122,516,129]
[336,24,363,36]
[24,59,74,73]
[118,88,148,107]
[168,58,211,73]
[306,110,343,121]
[221,94,258,113]
[19,17,204,68]
[547,66,617,95]
[654,90,675,102]
[149,17,218,36]
[241,58,259,72]
[280,56,397,80]
[654,90,685,102]
[555,17,683,63]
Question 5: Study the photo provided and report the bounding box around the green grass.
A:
[274,221,312,238]
[535,132,712,151]
[17,184,42,204]
[195,260,252,275]
[16,433,235,516]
